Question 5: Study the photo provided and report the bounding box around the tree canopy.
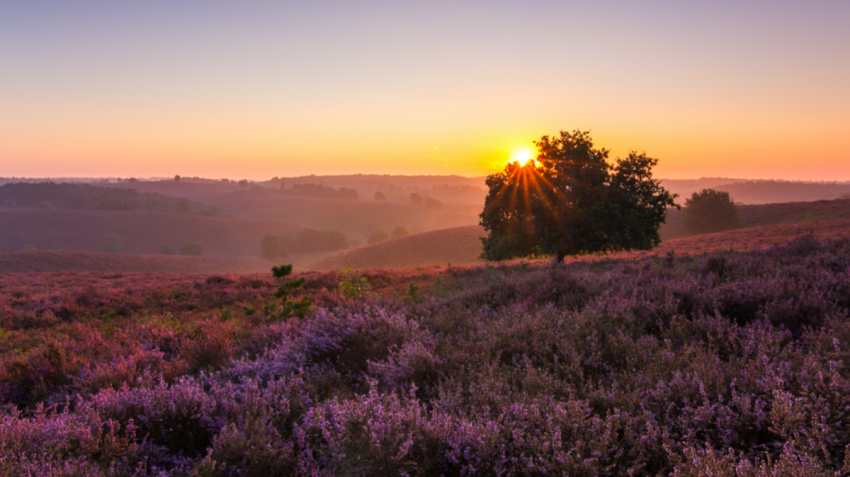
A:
[684,188,740,234]
[480,130,678,262]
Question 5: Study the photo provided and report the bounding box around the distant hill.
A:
[99,179,242,203]
[662,178,850,205]
[0,251,272,273]
[662,198,850,240]
[714,181,850,204]
[0,182,221,216]
[214,190,481,237]
[0,209,302,257]
[305,225,486,271]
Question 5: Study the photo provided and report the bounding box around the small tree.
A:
[374,191,387,202]
[409,193,424,206]
[158,244,178,255]
[268,265,311,320]
[684,189,740,234]
[390,226,409,239]
[102,233,122,254]
[174,175,181,182]
[423,197,442,210]
[180,242,204,256]
[367,230,389,245]
[480,130,677,262]
[260,234,287,260]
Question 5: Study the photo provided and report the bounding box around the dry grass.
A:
[305,225,486,270]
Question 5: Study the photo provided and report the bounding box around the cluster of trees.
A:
[0,182,222,216]
[366,226,410,245]
[282,183,359,200]
[409,193,443,209]
[260,228,349,260]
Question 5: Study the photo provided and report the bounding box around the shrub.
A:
[180,242,205,256]
[423,197,443,209]
[374,191,387,202]
[338,267,372,299]
[390,226,410,239]
[101,233,122,254]
[367,230,389,245]
[409,193,423,205]
[38,200,52,209]
[158,244,178,255]
[260,234,287,260]
[684,188,740,234]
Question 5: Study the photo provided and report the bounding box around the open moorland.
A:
[0,209,302,257]
[1,231,850,474]
[0,251,274,274]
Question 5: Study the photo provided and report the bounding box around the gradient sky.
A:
[2,1,849,180]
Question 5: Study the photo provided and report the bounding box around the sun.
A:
[509,146,535,166]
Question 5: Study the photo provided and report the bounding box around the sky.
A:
[1,1,849,180]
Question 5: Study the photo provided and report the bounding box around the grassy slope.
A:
[0,251,274,273]
[306,225,487,270]
[306,218,850,272]
[214,190,481,236]
[0,209,302,257]
[661,198,850,240]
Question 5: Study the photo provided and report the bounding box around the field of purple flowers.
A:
[2,234,850,475]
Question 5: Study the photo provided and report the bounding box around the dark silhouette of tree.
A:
[409,193,424,206]
[174,175,181,182]
[374,191,387,202]
[390,226,409,239]
[480,130,677,262]
[260,233,288,260]
[684,189,739,234]
[102,233,123,254]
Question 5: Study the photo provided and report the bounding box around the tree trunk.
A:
[556,251,566,263]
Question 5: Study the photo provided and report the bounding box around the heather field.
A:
[0,232,848,475]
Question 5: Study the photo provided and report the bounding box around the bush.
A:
[374,191,387,202]
[101,233,122,254]
[684,188,740,234]
[390,226,410,239]
[260,234,287,260]
[367,230,389,245]
[38,200,52,210]
[293,228,348,252]
[180,242,205,256]
[158,244,177,255]
[423,197,443,209]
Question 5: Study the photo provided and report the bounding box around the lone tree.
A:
[260,233,288,260]
[480,130,677,262]
[684,189,739,234]
[102,233,122,254]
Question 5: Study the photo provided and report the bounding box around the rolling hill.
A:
[306,211,850,271]
[305,225,487,270]
[0,209,302,257]
[214,190,481,237]
[0,251,274,273]
[661,198,850,240]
